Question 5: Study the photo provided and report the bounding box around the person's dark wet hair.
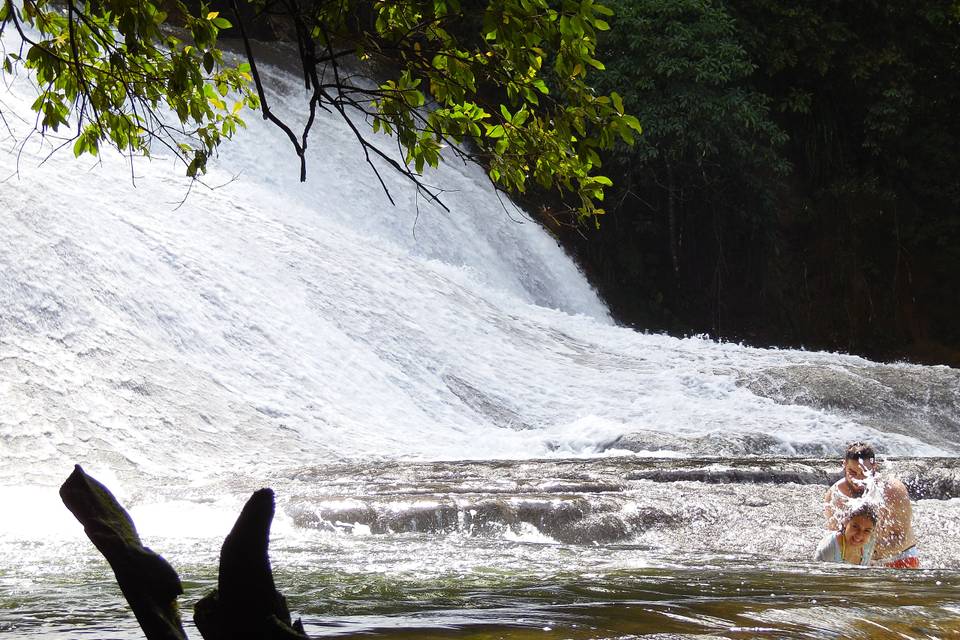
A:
[845,442,876,465]
[847,503,878,524]
[838,503,879,531]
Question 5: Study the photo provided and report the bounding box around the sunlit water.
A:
[4,458,960,638]
[2,27,960,639]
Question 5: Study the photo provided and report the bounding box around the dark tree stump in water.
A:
[60,466,308,640]
[59,464,187,640]
[194,488,308,639]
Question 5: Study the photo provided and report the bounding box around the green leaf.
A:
[485,124,505,138]
[611,91,623,114]
[622,114,642,132]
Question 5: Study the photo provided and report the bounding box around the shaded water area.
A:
[3,457,960,639]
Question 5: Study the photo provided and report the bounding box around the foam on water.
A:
[1,25,957,509]
[0,486,84,541]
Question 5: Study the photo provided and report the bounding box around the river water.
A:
[4,457,960,638]
[2,27,960,640]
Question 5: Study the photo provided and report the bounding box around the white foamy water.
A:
[2,32,957,499]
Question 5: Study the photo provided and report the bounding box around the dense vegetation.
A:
[555,0,960,365]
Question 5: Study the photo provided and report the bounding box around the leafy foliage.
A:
[726,0,960,357]
[562,0,787,330]
[0,0,642,219]
[268,0,641,217]
[597,0,786,175]
[0,0,260,176]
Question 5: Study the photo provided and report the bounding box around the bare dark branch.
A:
[231,0,307,180]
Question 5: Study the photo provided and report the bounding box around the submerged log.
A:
[193,488,308,640]
[60,467,308,640]
[59,464,187,640]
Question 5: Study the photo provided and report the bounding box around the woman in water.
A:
[813,504,877,566]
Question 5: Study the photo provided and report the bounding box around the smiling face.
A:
[842,513,875,548]
[842,457,877,496]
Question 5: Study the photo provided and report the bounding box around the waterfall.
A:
[2,33,959,494]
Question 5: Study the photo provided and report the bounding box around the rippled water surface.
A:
[5,537,960,639]
[3,457,960,639]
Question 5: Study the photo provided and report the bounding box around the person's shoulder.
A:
[826,479,846,497]
[813,531,839,561]
[816,531,838,548]
[881,475,909,499]
[888,476,908,491]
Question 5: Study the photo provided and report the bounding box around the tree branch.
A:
[231,0,307,181]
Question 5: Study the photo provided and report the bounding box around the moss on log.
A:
[59,464,187,640]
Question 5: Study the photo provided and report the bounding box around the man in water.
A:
[824,442,919,568]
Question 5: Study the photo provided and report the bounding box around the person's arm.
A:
[824,486,840,530]
[862,536,877,566]
[878,479,912,550]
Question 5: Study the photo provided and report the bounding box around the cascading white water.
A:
[1,32,958,490]
[4,26,960,640]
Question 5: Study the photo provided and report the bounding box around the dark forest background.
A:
[540,0,960,366]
